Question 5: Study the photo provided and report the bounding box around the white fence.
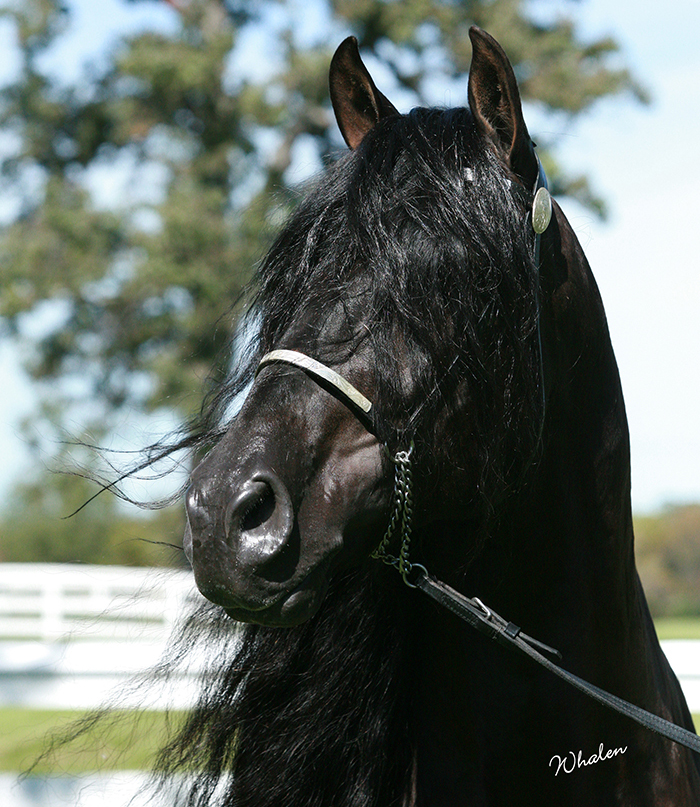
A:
[657,641,700,713]
[0,563,203,709]
[0,563,195,643]
[0,563,699,711]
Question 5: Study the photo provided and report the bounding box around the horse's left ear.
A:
[468,27,538,187]
[329,37,399,150]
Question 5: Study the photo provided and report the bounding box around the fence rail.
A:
[0,563,196,643]
[0,564,203,709]
[0,564,698,712]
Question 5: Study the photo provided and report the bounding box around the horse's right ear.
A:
[467,27,538,187]
[329,37,399,150]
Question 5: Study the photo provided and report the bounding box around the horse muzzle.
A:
[183,459,335,625]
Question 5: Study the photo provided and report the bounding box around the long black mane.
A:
[155,568,412,807]
[151,107,547,807]
[200,107,542,498]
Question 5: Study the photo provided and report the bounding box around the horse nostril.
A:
[226,479,281,541]
[225,474,294,567]
[240,482,276,533]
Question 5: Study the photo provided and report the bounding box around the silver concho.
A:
[532,186,552,235]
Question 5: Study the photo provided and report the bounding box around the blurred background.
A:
[0,0,698,802]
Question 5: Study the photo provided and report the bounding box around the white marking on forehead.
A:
[465,167,474,182]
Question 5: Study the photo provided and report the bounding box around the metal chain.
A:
[371,441,415,584]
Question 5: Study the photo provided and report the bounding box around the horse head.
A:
[184,28,592,626]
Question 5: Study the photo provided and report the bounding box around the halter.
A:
[252,163,700,756]
[256,157,553,586]
[254,348,418,581]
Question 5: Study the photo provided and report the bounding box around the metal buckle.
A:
[402,563,427,589]
[472,597,492,619]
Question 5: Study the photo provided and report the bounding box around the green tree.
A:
[0,0,646,560]
[635,505,700,618]
[0,468,184,565]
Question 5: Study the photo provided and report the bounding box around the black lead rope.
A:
[412,567,700,756]
[369,446,700,756]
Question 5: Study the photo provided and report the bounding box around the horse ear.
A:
[467,26,538,186]
[329,37,399,150]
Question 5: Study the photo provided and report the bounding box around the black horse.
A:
[168,27,700,806]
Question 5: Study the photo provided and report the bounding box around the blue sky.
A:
[0,0,698,513]
[552,0,700,511]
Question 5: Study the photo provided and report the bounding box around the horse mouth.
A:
[221,565,331,626]
[223,588,321,626]
[184,503,344,626]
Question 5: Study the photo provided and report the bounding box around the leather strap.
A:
[414,568,700,755]
[256,349,376,435]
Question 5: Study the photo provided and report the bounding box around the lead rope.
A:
[369,447,700,758]
[371,441,419,586]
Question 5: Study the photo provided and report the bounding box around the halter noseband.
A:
[256,349,372,414]
[255,348,375,436]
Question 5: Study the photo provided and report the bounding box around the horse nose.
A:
[225,472,294,566]
[185,466,295,570]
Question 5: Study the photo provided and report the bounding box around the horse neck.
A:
[408,201,651,721]
[529,204,639,627]
[418,205,640,634]
[401,213,657,802]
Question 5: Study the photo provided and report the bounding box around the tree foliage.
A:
[635,505,700,618]
[0,0,648,560]
[0,469,185,565]
[0,0,646,429]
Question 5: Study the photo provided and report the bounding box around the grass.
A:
[0,708,181,774]
[1,705,698,775]
[1,617,699,774]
